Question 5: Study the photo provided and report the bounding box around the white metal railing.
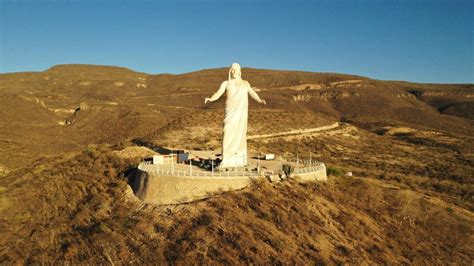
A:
[284,159,324,165]
[138,161,325,177]
[138,162,260,177]
[294,165,326,174]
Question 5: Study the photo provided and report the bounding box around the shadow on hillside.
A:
[392,132,460,151]
[123,166,139,193]
[131,138,154,148]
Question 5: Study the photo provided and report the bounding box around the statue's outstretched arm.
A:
[205,81,227,104]
[248,86,266,105]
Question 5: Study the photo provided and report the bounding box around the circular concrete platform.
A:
[131,151,327,205]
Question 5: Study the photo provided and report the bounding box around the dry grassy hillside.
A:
[1,64,472,172]
[0,64,473,264]
[389,81,474,120]
[0,140,472,264]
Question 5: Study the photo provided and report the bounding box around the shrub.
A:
[84,145,100,160]
[327,166,343,177]
[250,177,265,190]
[282,164,294,179]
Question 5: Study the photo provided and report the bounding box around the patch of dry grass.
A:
[0,146,472,264]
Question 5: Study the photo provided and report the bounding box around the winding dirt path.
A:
[248,122,341,140]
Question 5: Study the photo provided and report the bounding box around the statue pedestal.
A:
[131,153,327,205]
[219,154,246,169]
[133,163,253,205]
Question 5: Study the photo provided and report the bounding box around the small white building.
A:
[153,154,177,165]
[264,154,275,160]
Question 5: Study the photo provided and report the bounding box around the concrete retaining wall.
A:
[133,167,253,205]
[133,162,327,205]
[296,164,327,181]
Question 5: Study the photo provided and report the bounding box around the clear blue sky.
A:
[0,0,472,83]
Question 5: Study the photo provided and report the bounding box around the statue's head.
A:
[228,63,242,80]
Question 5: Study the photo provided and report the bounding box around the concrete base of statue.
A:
[133,165,253,205]
[131,152,327,205]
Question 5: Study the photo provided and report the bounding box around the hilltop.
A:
[0,64,472,264]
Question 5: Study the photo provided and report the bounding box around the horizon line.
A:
[1,63,472,85]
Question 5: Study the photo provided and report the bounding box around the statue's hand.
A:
[204,98,211,104]
[259,99,266,105]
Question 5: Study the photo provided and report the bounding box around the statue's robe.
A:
[220,79,250,168]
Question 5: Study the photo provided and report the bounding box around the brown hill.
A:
[1,64,472,172]
[0,64,473,264]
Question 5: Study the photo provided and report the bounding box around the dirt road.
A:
[248,122,340,140]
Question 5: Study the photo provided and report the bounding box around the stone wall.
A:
[296,168,327,181]
[132,162,327,205]
[133,166,253,205]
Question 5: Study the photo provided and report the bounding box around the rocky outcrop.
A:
[293,91,360,102]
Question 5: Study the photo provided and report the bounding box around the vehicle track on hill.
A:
[248,122,341,140]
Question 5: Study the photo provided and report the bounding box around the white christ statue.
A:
[204,63,266,168]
